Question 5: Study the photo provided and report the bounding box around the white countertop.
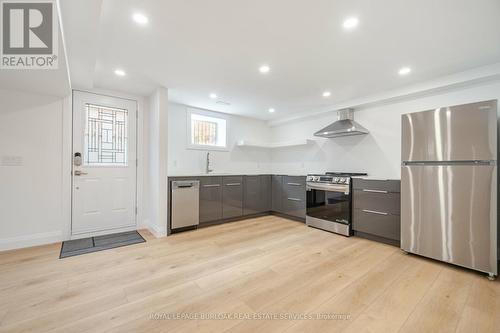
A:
[168,173,306,177]
[351,176,400,181]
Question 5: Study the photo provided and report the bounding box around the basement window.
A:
[187,109,228,150]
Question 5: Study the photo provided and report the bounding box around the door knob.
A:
[74,170,88,176]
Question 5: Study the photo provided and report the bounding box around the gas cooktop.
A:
[325,172,368,177]
[307,172,368,185]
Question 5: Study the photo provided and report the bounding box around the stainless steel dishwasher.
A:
[171,180,200,230]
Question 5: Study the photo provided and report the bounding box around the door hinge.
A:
[136,158,138,167]
[135,206,138,215]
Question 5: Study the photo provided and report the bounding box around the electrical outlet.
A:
[1,155,23,167]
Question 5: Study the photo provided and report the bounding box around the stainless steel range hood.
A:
[314,109,369,138]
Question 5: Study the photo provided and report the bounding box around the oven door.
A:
[306,183,351,225]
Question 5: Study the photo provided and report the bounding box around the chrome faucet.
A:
[206,152,213,174]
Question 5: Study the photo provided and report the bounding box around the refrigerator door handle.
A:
[402,160,496,166]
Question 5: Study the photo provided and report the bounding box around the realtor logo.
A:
[1,0,58,69]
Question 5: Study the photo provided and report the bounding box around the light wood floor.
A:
[0,216,499,333]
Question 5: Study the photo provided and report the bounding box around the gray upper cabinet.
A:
[282,176,306,219]
[199,176,222,224]
[272,175,284,213]
[244,175,272,215]
[222,176,243,219]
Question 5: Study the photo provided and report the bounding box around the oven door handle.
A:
[306,183,350,194]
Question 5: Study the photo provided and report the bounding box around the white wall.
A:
[271,79,500,178]
[2,77,500,250]
[144,88,169,237]
[167,103,272,175]
[0,89,71,250]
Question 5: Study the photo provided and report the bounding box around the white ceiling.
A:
[0,28,70,97]
[60,0,500,120]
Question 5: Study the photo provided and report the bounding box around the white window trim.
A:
[186,108,230,151]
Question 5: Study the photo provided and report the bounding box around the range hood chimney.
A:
[314,109,369,138]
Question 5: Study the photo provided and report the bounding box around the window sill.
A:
[187,144,230,152]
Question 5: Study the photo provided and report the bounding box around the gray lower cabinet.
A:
[244,175,272,215]
[271,175,284,213]
[199,176,222,224]
[243,176,260,215]
[352,179,401,245]
[282,176,306,219]
[222,176,243,219]
[261,175,272,212]
[170,174,305,230]
[353,210,400,241]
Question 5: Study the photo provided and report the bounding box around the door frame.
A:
[69,89,141,239]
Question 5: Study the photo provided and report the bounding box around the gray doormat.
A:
[60,231,146,258]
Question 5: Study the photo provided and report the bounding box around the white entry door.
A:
[72,91,137,236]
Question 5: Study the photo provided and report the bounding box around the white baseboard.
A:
[137,218,150,230]
[0,230,63,251]
[70,225,137,240]
[147,223,167,238]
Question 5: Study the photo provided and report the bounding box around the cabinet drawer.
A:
[353,209,400,241]
[353,179,400,193]
[284,185,306,201]
[283,197,306,219]
[353,190,400,215]
[284,176,306,187]
[283,176,306,202]
[199,176,222,187]
[223,176,243,186]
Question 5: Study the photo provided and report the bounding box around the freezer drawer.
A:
[401,164,497,275]
[401,100,497,162]
[353,190,400,215]
[353,209,400,241]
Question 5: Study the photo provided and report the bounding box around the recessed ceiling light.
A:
[259,65,270,74]
[322,91,331,98]
[132,13,148,25]
[209,93,217,99]
[398,67,412,76]
[343,17,359,30]
[268,108,275,113]
[114,69,126,76]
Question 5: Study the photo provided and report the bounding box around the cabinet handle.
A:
[287,183,303,186]
[203,184,220,187]
[226,183,241,186]
[287,197,302,202]
[362,209,388,216]
[362,189,388,194]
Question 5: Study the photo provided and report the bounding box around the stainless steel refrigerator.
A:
[401,100,498,278]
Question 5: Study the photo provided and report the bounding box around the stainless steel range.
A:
[306,172,367,236]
